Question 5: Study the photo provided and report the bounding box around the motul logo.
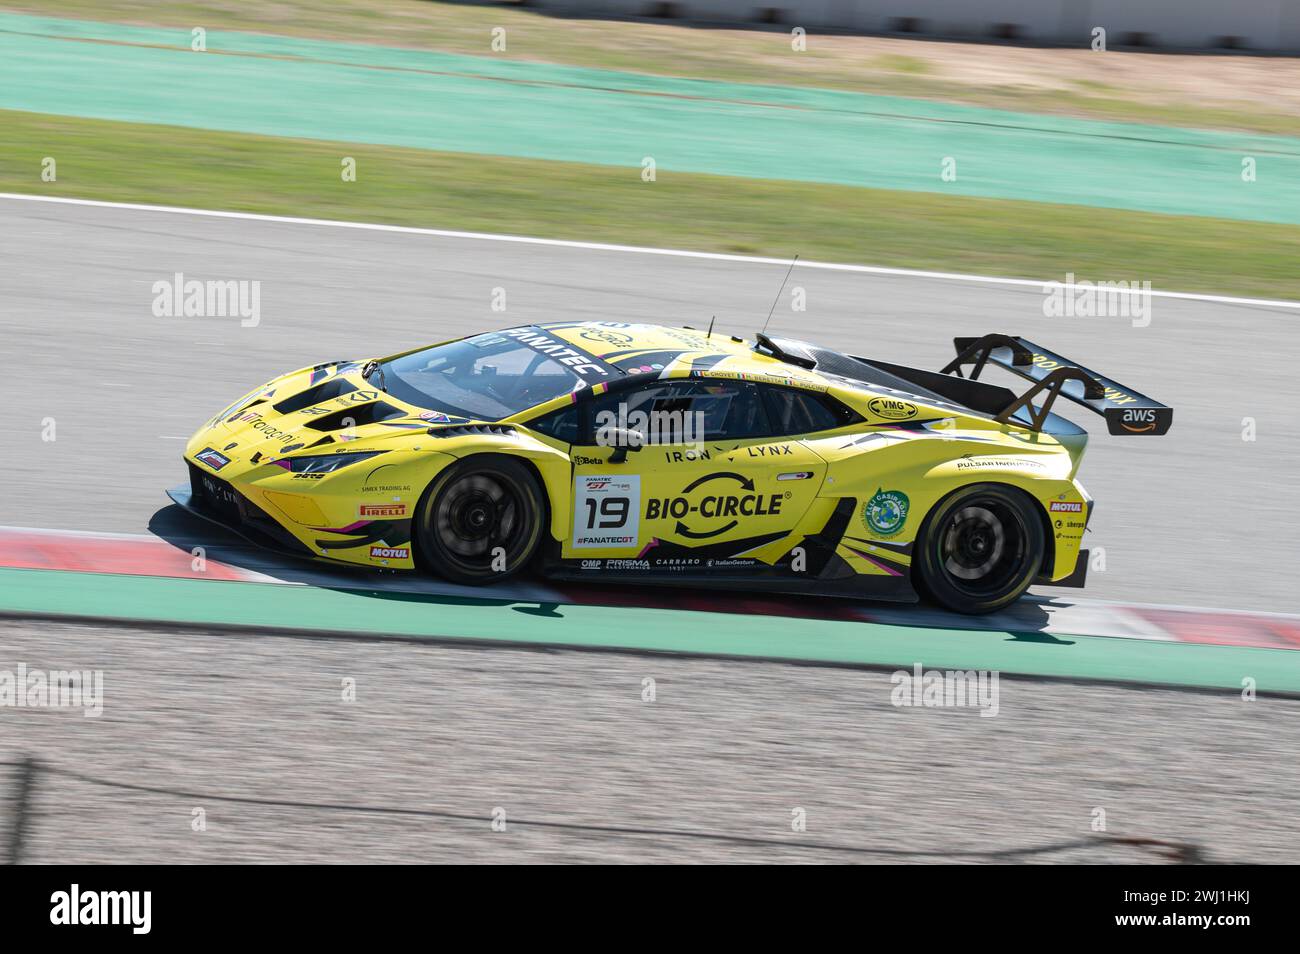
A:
[1050,501,1083,513]
[370,546,409,560]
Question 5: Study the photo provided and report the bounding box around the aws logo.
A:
[1104,404,1171,436]
[868,398,918,421]
[1118,408,1158,432]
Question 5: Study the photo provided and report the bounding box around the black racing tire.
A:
[415,455,546,585]
[912,483,1045,615]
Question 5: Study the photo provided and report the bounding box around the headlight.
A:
[272,450,385,474]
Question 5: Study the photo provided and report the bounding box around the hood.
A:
[186,360,477,469]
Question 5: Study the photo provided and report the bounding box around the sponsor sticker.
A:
[369,545,409,560]
[359,504,407,517]
[868,397,919,421]
[195,447,231,471]
[573,474,641,548]
[1050,501,1084,513]
[863,488,909,537]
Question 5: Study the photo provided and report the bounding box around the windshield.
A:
[378,331,594,420]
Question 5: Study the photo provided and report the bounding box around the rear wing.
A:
[940,334,1172,435]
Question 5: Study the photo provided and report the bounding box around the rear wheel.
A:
[415,456,545,585]
[913,484,1044,615]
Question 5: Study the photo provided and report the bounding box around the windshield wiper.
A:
[361,359,387,392]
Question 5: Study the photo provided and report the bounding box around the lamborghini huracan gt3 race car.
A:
[171,323,1171,614]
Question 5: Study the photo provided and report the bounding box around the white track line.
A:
[4,192,1297,310]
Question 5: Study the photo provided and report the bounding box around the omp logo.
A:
[50,885,151,934]
[1050,501,1084,513]
[580,559,602,569]
[1119,408,1158,432]
[868,397,918,420]
[370,546,409,560]
[359,504,406,517]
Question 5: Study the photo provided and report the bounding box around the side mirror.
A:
[604,428,646,464]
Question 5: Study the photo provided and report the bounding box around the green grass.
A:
[4,0,1299,135]
[4,108,1297,300]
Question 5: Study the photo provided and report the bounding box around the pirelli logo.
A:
[359,504,407,517]
[1050,501,1084,513]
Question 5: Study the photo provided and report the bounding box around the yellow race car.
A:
[170,323,1170,614]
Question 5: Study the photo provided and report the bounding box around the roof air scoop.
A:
[753,333,818,370]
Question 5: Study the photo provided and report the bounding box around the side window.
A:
[527,404,580,443]
[584,380,771,443]
[761,386,858,436]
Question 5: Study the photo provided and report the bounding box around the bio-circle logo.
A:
[580,328,634,348]
[863,487,910,536]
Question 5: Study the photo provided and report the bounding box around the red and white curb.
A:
[1,525,1297,651]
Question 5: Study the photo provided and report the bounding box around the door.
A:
[564,379,827,569]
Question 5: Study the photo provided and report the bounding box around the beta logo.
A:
[369,546,409,560]
[868,398,918,421]
[359,503,407,517]
[863,488,910,536]
[1049,501,1084,513]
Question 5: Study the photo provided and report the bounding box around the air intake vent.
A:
[272,378,358,415]
[303,401,407,431]
[427,424,516,438]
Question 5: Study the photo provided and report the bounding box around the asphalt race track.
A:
[1,196,1297,863]
[1,195,1294,612]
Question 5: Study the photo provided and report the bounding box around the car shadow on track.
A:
[146,505,1057,636]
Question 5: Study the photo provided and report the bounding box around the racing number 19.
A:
[572,475,641,549]
[584,496,629,529]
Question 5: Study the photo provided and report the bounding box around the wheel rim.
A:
[432,473,525,569]
[936,497,1029,597]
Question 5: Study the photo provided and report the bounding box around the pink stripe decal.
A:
[844,546,903,577]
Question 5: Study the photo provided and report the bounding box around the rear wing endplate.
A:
[941,334,1172,435]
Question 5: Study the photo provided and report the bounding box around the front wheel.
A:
[912,484,1045,615]
[415,456,546,585]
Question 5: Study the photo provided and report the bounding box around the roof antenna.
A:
[706,315,716,339]
[760,254,799,338]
